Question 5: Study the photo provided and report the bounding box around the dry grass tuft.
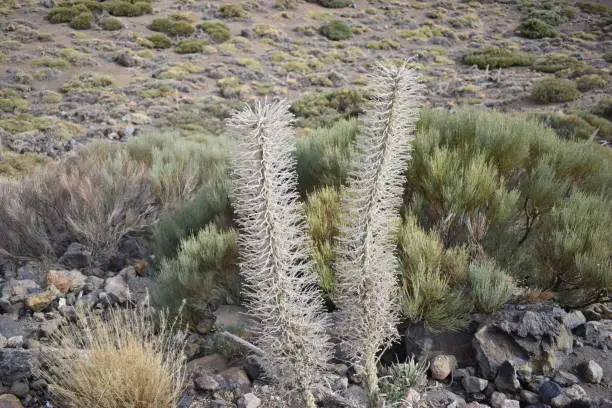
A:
[42,301,187,408]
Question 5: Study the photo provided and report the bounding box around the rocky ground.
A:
[1,250,612,407]
[0,0,611,177]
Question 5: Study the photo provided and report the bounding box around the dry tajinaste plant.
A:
[227,100,332,408]
[334,62,423,407]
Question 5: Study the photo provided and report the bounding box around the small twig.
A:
[220,331,265,356]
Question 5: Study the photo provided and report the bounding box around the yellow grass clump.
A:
[42,301,187,408]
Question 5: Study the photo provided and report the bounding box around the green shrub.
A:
[47,5,87,23]
[152,224,240,324]
[148,33,172,48]
[536,112,597,140]
[152,180,233,261]
[592,97,612,121]
[577,1,611,15]
[532,53,580,73]
[104,1,151,17]
[290,88,366,128]
[537,191,611,306]
[468,261,514,313]
[577,112,612,142]
[604,52,612,63]
[527,9,569,25]
[576,74,608,91]
[398,214,472,330]
[319,20,352,41]
[462,47,533,69]
[175,38,205,53]
[69,12,92,29]
[197,20,231,43]
[517,18,557,38]
[532,77,580,103]
[216,3,249,18]
[380,358,429,404]
[30,57,71,70]
[307,0,352,8]
[295,119,356,193]
[102,17,123,31]
[305,187,341,292]
[148,18,195,36]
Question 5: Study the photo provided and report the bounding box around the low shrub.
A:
[290,88,366,128]
[152,224,240,323]
[576,74,608,91]
[148,17,195,36]
[175,38,205,53]
[532,77,580,103]
[532,53,580,73]
[527,9,569,25]
[577,1,611,15]
[592,97,612,121]
[148,33,172,48]
[47,5,87,23]
[305,186,341,292]
[30,56,71,70]
[468,261,515,313]
[462,47,533,69]
[152,179,233,261]
[197,20,231,43]
[517,18,557,38]
[380,357,429,404]
[42,303,186,408]
[216,3,249,18]
[319,20,352,41]
[296,119,356,192]
[535,112,598,140]
[104,1,152,17]
[101,17,123,30]
[69,12,92,29]
[307,0,352,8]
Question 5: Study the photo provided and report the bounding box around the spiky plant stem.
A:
[227,100,332,408]
[334,63,423,407]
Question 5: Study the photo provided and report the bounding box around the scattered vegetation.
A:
[307,0,353,8]
[175,38,206,54]
[517,18,557,38]
[216,3,249,19]
[101,17,123,30]
[381,357,429,404]
[148,33,172,49]
[462,47,533,69]
[148,17,195,36]
[197,20,231,43]
[532,53,580,73]
[290,88,366,128]
[532,77,580,103]
[577,1,611,15]
[319,20,352,41]
[68,12,92,30]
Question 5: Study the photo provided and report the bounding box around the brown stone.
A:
[0,394,24,408]
[186,353,229,377]
[46,269,86,294]
[220,367,251,385]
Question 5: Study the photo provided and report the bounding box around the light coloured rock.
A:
[577,360,603,384]
[564,384,588,401]
[343,385,368,406]
[237,393,261,408]
[47,269,86,294]
[551,394,571,408]
[25,287,59,312]
[187,353,229,376]
[0,334,7,348]
[430,354,458,380]
[7,336,23,348]
[404,388,420,406]
[501,400,520,408]
[490,391,506,408]
[194,375,220,392]
[220,366,251,385]
[104,274,129,303]
[462,375,488,394]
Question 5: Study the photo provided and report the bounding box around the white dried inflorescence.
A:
[334,62,423,406]
[227,100,332,408]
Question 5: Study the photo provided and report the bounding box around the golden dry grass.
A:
[42,302,187,408]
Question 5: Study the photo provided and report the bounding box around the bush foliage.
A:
[517,18,557,38]
[462,47,533,69]
[532,77,580,103]
[319,20,352,41]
